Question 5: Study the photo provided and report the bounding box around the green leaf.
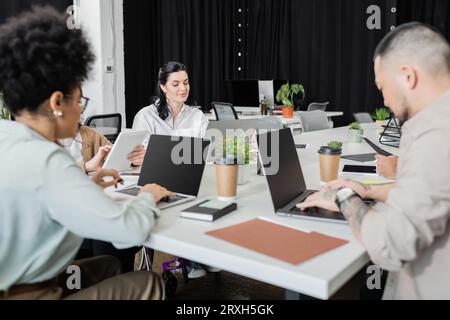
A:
[327,141,343,150]
[349,122,361,130]
[218,136,251,164]
[372,107,390,121]
[276,82,305,105]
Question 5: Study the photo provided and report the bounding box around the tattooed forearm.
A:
[340,196,371,228]
[323,189,338,201]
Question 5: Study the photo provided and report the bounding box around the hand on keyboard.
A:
[140,184,175,203]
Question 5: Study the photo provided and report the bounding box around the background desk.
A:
[206,112,344,132]
[113,124,397,299]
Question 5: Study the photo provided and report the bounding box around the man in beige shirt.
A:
[298,22,450,299]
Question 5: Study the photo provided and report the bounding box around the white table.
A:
[206,112,344,132]
[112,123,398,299]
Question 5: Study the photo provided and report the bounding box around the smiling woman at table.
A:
[130,61,209,166]
[0,6,174,300]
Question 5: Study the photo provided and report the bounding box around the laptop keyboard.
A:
[116,187,140,196]
[116,188,188,204]
[160,195,187,203]
[290,206,346,221]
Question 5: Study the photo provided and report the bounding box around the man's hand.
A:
[128,145,146,167]
[85,145,112,173]
[140,184,175,203]
[296,189,340,212]
[91,168,123,189]
[324,178,372,199]
[375,155,398,179]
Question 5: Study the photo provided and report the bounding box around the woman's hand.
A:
[323,178,372,199]
[127,145,146,167]
[91,169,123,189]
[140,184,175,203]
[85,145,112,173]
[296,189,340,212]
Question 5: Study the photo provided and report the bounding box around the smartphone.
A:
[295,144,309,149]
[342,165,377,174]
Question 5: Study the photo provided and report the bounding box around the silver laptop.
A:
[257,128,347,223]
[116,135,210,210]
[103,130,147,172]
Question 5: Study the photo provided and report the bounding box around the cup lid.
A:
[318,146,342,156]
[215,156,239,165]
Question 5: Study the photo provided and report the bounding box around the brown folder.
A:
[207,219,349,265]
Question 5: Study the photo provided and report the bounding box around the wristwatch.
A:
[335,188,356,209]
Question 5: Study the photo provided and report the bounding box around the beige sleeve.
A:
[360,129,450,271]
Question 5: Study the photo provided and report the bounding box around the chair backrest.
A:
[296,110,330,132]
[307,101,329,112]
[205,118,282,139]
[353,112,374,124]
[84,113,122,143]
[211,102,239,121]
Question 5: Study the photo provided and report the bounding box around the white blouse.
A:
[132,104,209,146]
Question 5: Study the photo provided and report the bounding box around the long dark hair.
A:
[151,61,189,120]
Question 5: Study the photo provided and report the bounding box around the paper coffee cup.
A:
[215,164,239,200]
[318,147,342,183]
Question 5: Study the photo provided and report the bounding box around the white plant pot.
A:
[376,120,387,134]
[238,164,250,185]
[348,129,364,143]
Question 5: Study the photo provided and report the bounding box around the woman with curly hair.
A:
[0,6,172,300]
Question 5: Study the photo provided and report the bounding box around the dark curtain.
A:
[123,0,241,127]
[123,0,450,127]
[245,0,393,125]
[397,0,450,38]
[0,0,72,25]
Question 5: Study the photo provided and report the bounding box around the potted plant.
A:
[276,82,305,118]
[215,136,252,200]
[318,141,343,182]
[348,122,364,143]
[372,107,390,132]
[0,93,10,120]
[327,141,343,150]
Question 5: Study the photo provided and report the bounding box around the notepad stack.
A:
[180,200,237,222]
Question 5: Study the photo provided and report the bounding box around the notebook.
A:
[180,200,237,222]
[207,219,348,265]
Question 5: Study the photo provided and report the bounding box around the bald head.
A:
[374,22,450,77]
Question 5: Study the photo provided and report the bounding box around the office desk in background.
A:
[205,112,344,132]
[108,123,397,300]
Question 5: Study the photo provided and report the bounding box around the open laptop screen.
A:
[138,135,210,196]
[257,128,307,211]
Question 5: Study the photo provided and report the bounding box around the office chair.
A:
[211,102,239,121]
[307,101,329,112]
[206,118,282,139]
[84,113,122,143]
[353,112,374,124]
[296,110,331,132]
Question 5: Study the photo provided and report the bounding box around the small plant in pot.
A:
[276,82,304,118]
[215,136,251,200]
[348,122,364,143]
[327,141,343,151]
[372,107,390,132]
